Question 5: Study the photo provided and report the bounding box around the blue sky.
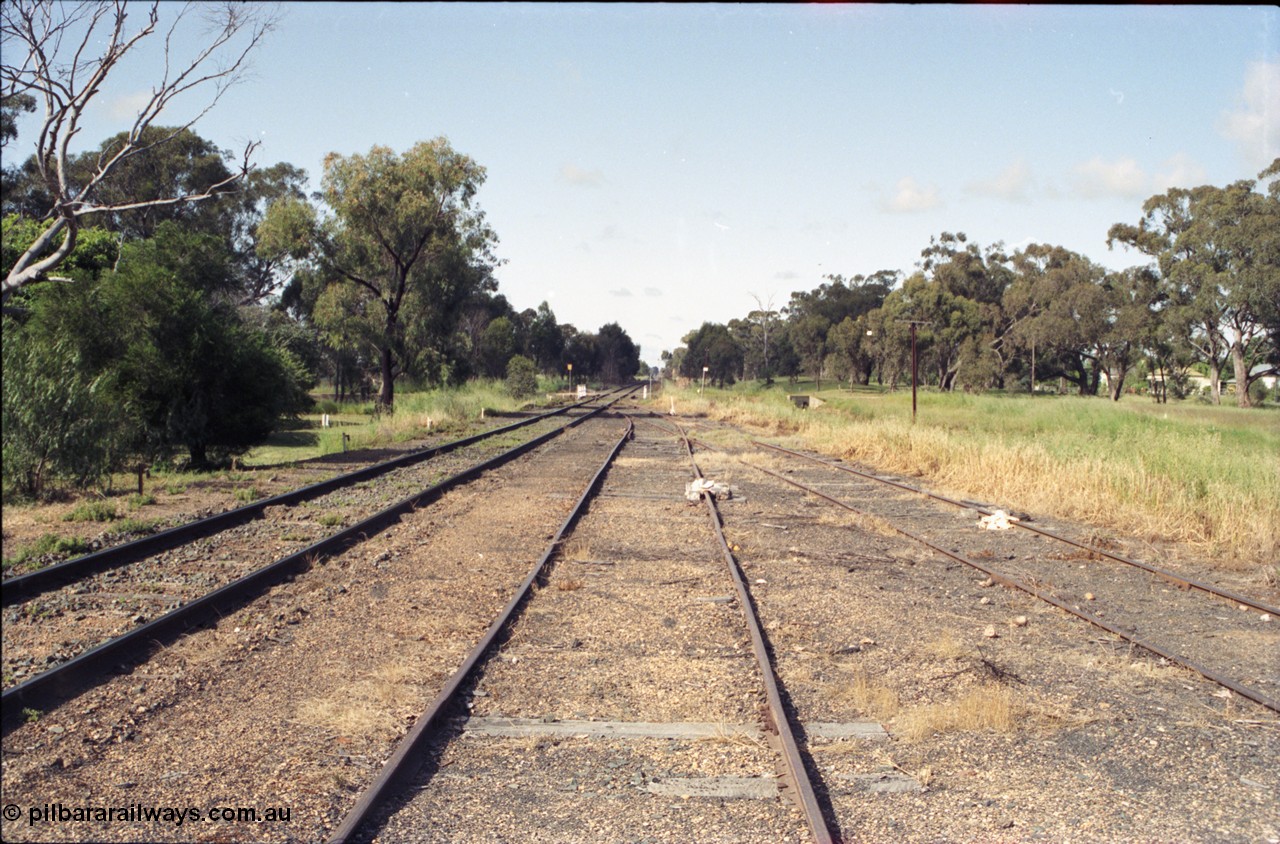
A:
[18,3,1279,364]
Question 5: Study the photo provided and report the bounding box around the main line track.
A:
[328,417,837,843]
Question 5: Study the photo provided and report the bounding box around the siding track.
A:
[1,391,634,731]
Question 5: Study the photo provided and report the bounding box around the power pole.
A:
[896,320,931,423]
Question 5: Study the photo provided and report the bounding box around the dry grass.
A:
[814,506,900,538]
[825,670,902,721]
[294,662,418,737]
[1064,645,1185,684]
[559,538,594,562]
[696,722,769,751]
[1261,564,1279,589]
[924,633,970,661]
[671,385,1279,568]
[893,682,1018,742]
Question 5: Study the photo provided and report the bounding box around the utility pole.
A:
[896,320,931,423]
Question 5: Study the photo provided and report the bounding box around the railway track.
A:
[3,410,652,843]
[752,441,1278,616]
[2,391,620,606]
[3,402,1275,843]
[1,390,634,730]
[677,428,1279,715]
[331,416,837,843]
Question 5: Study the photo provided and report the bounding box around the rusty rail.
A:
[741,457,1280,716]
[327,418,634,843]
[2,394,634,735]
[751,441,1279,617]
[675,426,837,844]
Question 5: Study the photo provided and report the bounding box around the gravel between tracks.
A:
[2,412,587,689]
[1,418,627,843]
[2,407,1276,843]
[367,421,809,843]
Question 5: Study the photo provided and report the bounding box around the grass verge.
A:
[658,382,1280,568]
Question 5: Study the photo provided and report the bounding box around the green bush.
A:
[2,324,132,498]
[505,355,539,399]
[115,518,162,536]
[3,533,90,574]
[62,499,118,522]
[1247,378,1271,405]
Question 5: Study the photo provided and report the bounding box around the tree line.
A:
[1,1,644,499]
[1,125,642,495]
[672,162,1279,408]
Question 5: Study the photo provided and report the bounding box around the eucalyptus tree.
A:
[1003,244,1109,391]
[595,322,639,384]
[262,139,498,409]
[747,292,779,383]
[1,0,276,305]
[886,271,986,392]
[563,328,598,381]
[826,315,877,388]
[782,271,895,386]
[1108,161,1280,407]
[479,316,518,379]
[1096,267,1164,401]
[0,91,35,147]
[680,322,743,387]
[525,302,564,375]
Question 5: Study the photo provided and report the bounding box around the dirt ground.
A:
[2,408,1277,843]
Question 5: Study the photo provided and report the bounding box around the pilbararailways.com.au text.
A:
[7,802,291,828]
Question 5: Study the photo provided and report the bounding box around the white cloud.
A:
[644,287,663,297]
[1151,152,1207,192]
[559,163,604,187]
[106,90,153,122]
[882,177,941,213]
[610,288,633,297]
[1219,60,1280,170]
[1071,157,1150,199]
[964,159,1034,203]
[1070,153,1208,199]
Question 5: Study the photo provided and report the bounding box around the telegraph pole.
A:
[896,320,931,423]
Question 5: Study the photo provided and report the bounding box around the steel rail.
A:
[675,426,836,844]
[751,441,1280,617]
[739,457,1280,716]
[326,418,634,844]
[1,390,624,607]
[1,394,633,735]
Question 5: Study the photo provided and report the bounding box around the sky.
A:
[11,3,1279,364]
